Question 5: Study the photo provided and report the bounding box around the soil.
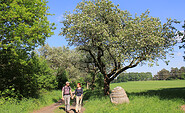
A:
[181,105,185,112]
[32,99,85,113]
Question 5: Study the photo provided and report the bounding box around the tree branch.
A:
[79,47,105,75]
[97,46,106,75]
[106,47,121,78]
[109,58,142,82]
[107,48,117,67]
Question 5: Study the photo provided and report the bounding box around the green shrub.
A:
[0,52,57,99]
[0,90,61,113]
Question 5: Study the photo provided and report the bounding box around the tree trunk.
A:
[86,82,89,89]
[104,77,110,95]
[91,73,95,90]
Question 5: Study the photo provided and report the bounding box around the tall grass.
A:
[84,80,185,113]
[0,90,61,113]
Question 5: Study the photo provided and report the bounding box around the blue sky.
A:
[46,0,185,75]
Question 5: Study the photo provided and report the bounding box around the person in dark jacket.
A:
[73,83,83,113]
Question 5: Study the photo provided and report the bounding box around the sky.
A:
[46,0,185,76]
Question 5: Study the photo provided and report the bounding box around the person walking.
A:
[73,83,83,113]
[62,81,72,113]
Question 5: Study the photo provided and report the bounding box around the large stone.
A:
[110,86,129,104]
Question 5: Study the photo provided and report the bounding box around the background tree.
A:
[154,66,185,80]
[170,67,179,79]
[179,20,185,60]
[38,45,90,88]
[153,75,159,80]
[0,0,55,98]
[60,0,178,95]
[157,69,170,80]
[112,72,152,83]
[76,50,101,90]
[178,66,185,79]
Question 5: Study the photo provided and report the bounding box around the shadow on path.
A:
[59,107,77,113]
[59,106,65,111]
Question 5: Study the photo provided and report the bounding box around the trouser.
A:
[76,96,83,111]
[64,95,70,111]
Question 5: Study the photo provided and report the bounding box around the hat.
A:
[66,81,70,84]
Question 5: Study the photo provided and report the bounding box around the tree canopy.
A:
[38,44,92,88]
[179,20,185,60]
[0,0,55,98]
[0,0,55,52]
[60,0,178,95]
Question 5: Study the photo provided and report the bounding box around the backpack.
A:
[63,86,71,95]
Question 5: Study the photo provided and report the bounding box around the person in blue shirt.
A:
[73,83,83,113]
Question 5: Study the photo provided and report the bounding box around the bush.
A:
[0,52,57,99]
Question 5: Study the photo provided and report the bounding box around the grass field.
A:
[84,80,185,113]
[0,90,61,113]
[1,80,185,113]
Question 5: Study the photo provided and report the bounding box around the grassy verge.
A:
[0,90,62,113]
[84,80,185,113]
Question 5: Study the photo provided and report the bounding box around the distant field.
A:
[111,80,185,92]
[84,80,185,113]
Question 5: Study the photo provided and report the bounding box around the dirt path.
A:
[32,99,85,113]
[181,105,185,112]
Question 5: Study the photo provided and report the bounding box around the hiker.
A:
[62,81,72,112]
[72,83,83,113]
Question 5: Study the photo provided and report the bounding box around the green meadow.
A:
[1,80,185,113]
[84,80,185,113]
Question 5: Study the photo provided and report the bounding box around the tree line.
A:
[153,66,185,80]
[112,72,152,83]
